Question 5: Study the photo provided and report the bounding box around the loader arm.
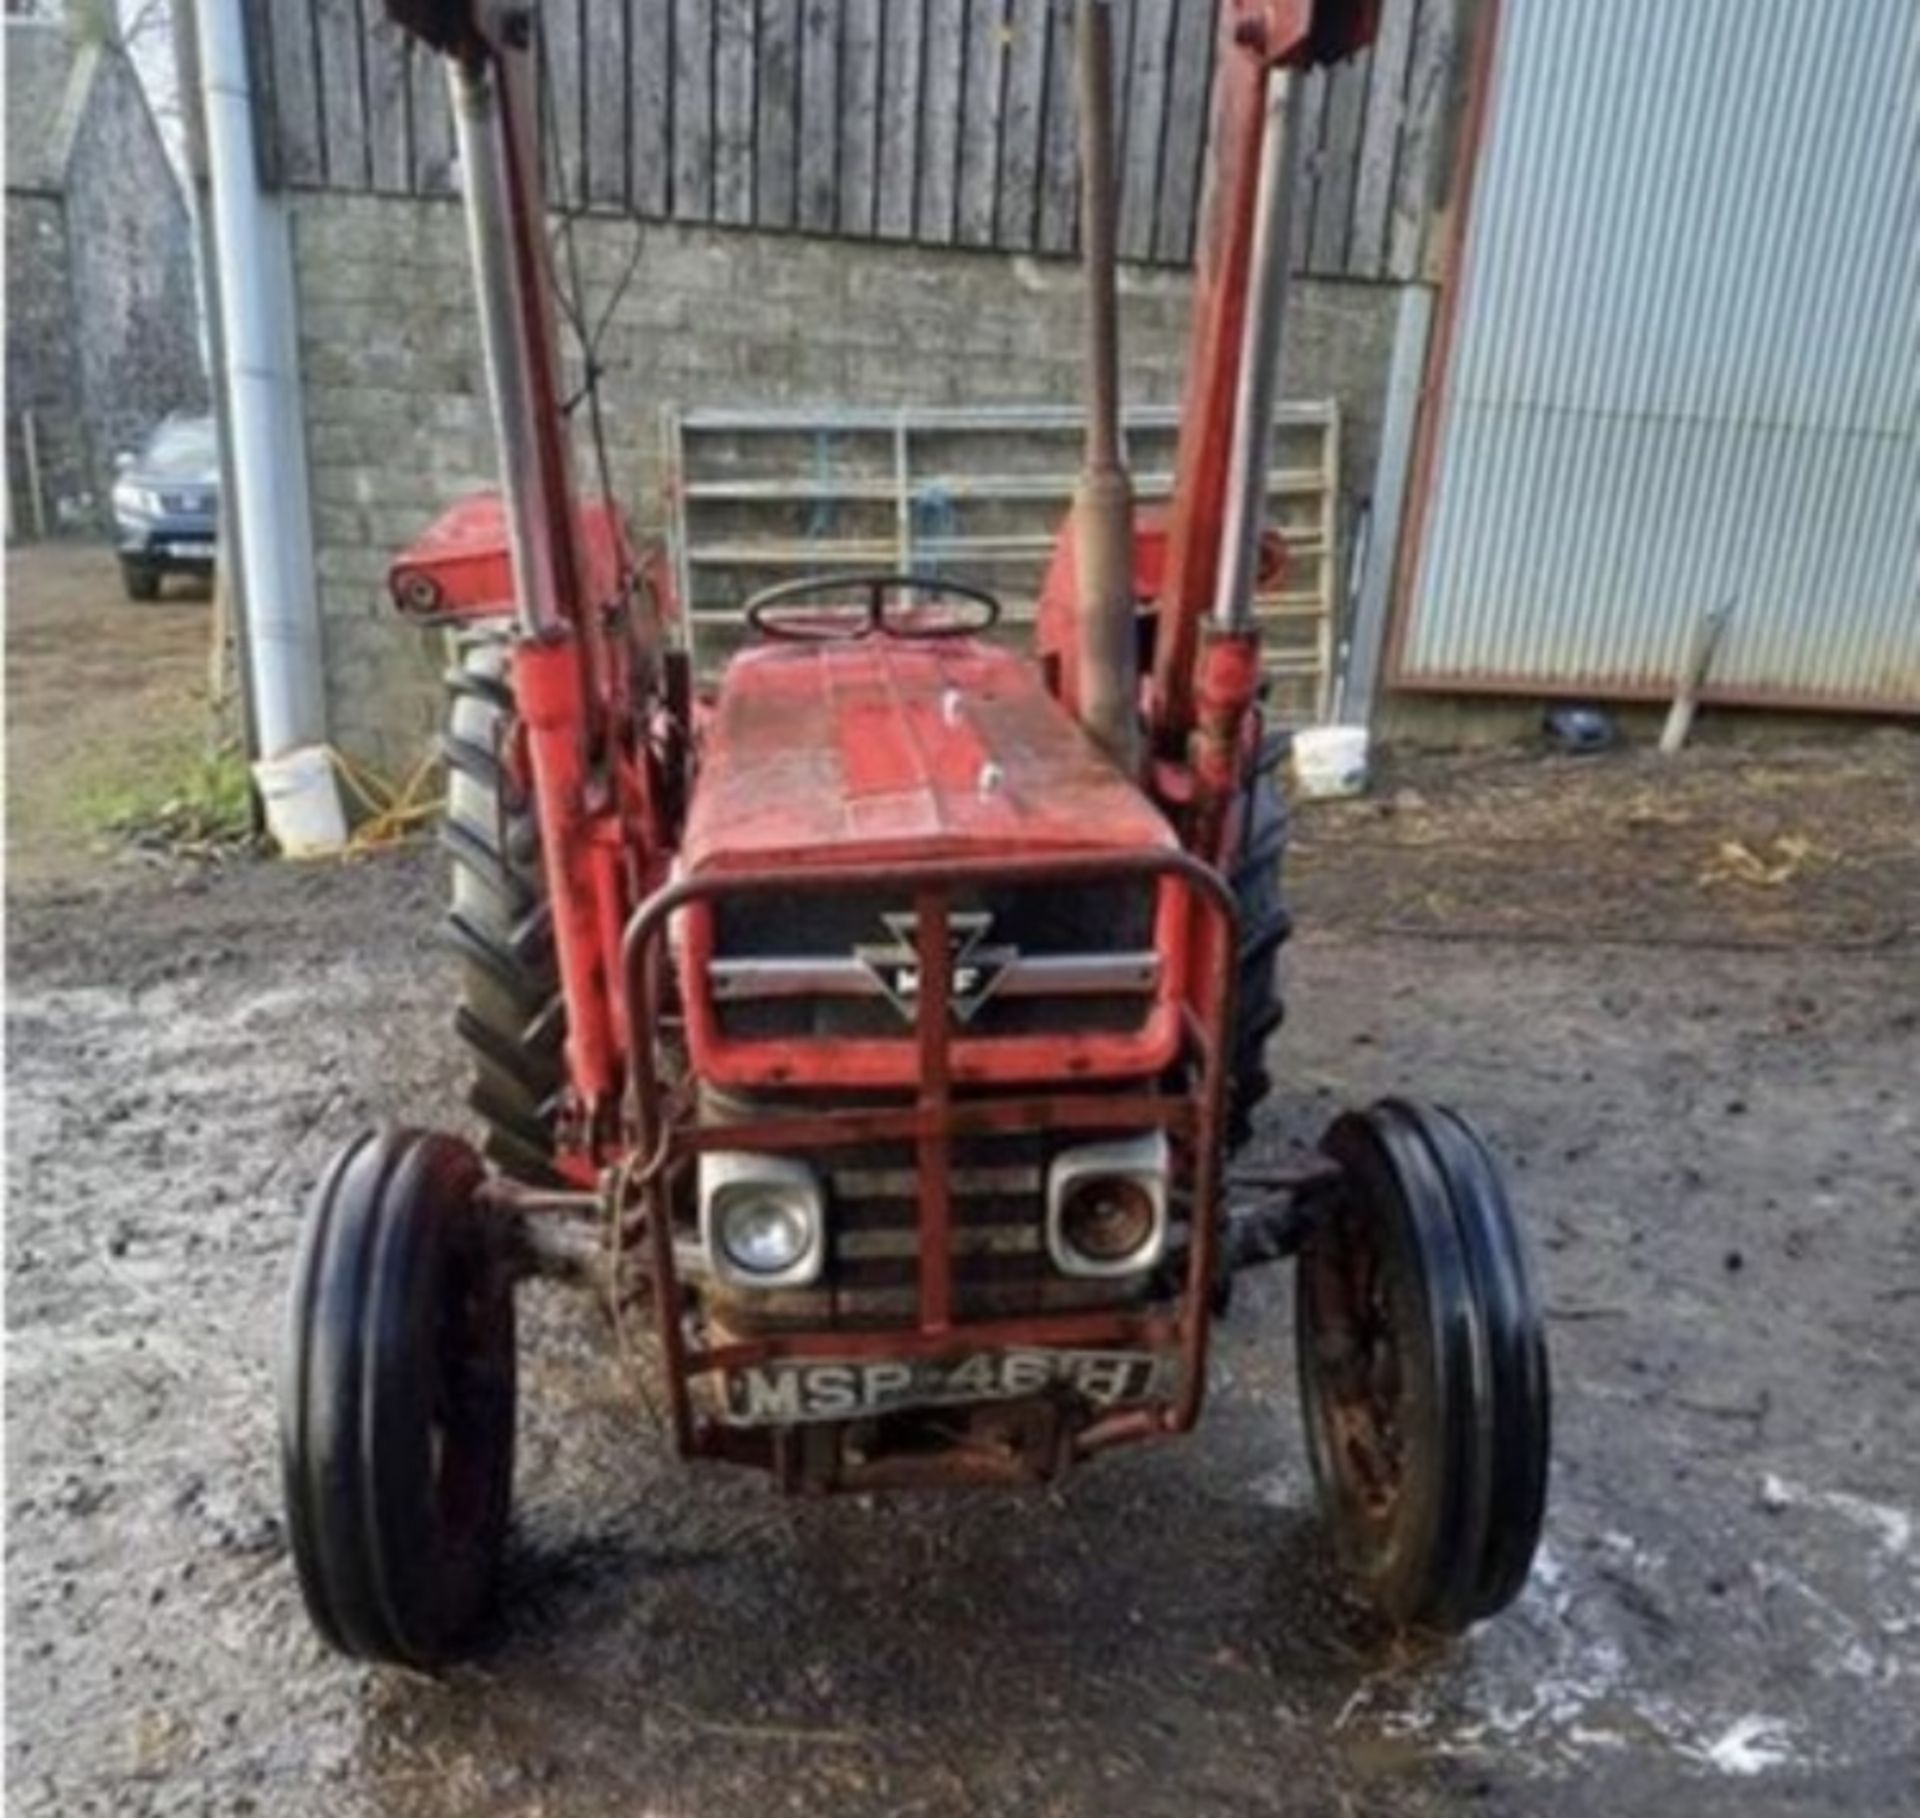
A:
[381,0,1378,1143]
[386,0,643,1140]
[1148,2,1378,766]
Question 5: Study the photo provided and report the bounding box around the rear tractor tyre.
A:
[279,1127,517,1668]
[1294,1099,1549,1633]
[442,640,567,1181]
[1227,730,1292,1152]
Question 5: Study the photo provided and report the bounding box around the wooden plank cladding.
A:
[253,0,1457,278]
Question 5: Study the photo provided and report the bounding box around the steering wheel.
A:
[744,571,1002,643]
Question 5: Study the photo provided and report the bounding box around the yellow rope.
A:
[325,746,446,858]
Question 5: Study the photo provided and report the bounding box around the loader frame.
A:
[391,0,1377,1185]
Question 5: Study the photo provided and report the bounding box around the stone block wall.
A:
[290,193,1399,775]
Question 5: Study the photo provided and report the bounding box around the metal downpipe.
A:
[194,0,326,757]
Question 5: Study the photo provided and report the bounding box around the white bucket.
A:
[254,744,349,858]
[1290,723,1371,799]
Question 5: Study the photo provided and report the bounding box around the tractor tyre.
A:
[1227,730,1292,1152]
[1294,1099,1550,1633]
[280,1127,517,1667]
[120,557,162,602]
[442,640,567,1182]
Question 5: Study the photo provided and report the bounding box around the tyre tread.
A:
[1227,730,1292,1150]
[278,1128,513,1667]
[442,639,566,1180]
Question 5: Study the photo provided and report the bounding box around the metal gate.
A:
[1394,0,1919,712]
[665,402,1341,723]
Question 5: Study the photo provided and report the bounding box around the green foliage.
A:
[80,738,257,852]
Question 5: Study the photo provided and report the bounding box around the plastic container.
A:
[1290,724,1370,799]
[254,744,349,858]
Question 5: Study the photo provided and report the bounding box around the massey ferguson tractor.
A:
[280,0,1550,1668]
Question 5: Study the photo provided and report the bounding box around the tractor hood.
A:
[683,638,1171,875]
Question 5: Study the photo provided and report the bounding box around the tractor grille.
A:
[826,1132,1118,1324]
[709,879,1159,1043]
[702,1124,1158,1332]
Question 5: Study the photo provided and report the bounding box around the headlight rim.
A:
[1045,1131,1171,1279]
[699,1152,826,1290]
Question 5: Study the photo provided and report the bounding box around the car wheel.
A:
[120,559,162,602]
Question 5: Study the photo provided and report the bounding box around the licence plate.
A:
[166,540,215,559]
[723,1349,1175,1426]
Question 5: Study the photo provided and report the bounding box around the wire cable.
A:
[533,15,643,533]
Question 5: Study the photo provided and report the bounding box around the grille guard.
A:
[619,848,1240,1474]
[677,871,1189,1090]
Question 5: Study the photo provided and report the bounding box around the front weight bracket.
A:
[1208,1154,1346,1315]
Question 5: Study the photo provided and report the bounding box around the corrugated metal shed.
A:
[1395,0,1920,711]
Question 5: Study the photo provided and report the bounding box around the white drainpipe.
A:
[195,0,326,758]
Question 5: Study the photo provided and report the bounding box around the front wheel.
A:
[279,1127,517,1667]
[120,558,161,601]
[1295,1099,1550,1632]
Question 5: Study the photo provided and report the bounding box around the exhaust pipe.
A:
[1069,0,1141,773]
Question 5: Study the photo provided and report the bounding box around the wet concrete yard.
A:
[8,776,1917,1814]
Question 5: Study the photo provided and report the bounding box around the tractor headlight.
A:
[700,1153,825,1288]
[1046,1132,1170,1277]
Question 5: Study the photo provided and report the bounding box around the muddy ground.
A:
[7,547,1920,1815]
[4,544,221,888]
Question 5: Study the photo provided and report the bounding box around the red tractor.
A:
[281,0,1549,1668]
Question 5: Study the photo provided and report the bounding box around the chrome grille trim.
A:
[709,952,1161,1002]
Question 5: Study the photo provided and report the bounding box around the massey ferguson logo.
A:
[855,911,1016,1026]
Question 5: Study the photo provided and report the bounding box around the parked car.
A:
[110,415,219,600]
